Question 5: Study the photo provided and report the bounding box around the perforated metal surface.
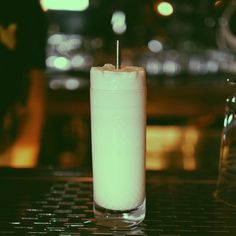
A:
[0,176,236,235]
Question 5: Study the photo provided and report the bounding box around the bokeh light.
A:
[156,1,174,16]
[111,11,127,34]
[148,39,163,53]
[41,0,89,11]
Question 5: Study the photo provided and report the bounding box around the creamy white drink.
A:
[90,64,146,212]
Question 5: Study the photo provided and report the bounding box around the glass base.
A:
[94,199,146,229]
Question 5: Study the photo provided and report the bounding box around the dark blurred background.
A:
[17,0,236,172]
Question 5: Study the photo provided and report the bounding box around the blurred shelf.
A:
[46,81,233,119]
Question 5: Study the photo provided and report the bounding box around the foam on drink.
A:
[90,64,146,211]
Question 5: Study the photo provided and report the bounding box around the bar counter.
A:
[0,167,234,235]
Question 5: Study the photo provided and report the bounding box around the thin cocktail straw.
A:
[116,40,121,70]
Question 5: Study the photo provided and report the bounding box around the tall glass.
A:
[215,78,236,206]
[90,64,146,229]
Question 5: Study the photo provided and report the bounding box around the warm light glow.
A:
[146,126,199,170]
[181,127,198,170]
[10,146,38,168]
[146,126,182,170]
[40,0,89,11]
[214,0,223,8]
[156,1,174,16]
